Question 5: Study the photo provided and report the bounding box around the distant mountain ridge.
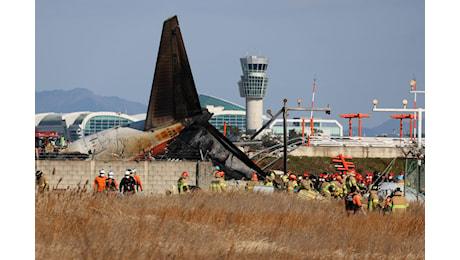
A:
[35,88,148,114]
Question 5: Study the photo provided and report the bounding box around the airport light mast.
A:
[372,99,424,149]
[372,98,425,200]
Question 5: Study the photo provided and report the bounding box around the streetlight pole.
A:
[283,99,288,174]
[372,99,425,200]
[372,99,425,149]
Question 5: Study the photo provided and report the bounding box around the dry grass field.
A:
[36,191,424,259]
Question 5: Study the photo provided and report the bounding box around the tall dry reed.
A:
[36,191,424,259]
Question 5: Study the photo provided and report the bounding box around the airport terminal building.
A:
[34,94,255,141]
[35,94,342,142]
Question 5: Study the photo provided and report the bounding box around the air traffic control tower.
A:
[237,56,269,134]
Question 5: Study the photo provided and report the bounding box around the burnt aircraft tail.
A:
[144,16,202,131]
[145,16,266,180]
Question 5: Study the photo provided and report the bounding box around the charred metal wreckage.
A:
[62,16,266,180]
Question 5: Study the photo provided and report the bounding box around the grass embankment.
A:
[36,191,424,259]
[261,156,405,175]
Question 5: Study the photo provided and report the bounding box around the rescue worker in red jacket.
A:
[131,168,144,194]
[105,171,118,195]
[345,186,365,216]
[94,169,107,194]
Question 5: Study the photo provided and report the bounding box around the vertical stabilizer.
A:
[144,16,202,131]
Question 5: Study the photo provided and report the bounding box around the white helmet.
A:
[132,168,137,174]
[108,171,114,179]
[99,169,105,176]
[125,170,130,176]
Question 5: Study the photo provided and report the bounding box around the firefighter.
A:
[368,185,380,213]
[329,174,342,198]
[131,168,144,194]
[281,171,290,189]
[386,172,395,183]
[345,186,365,216]
[119,170,137,196]
[105,171,119,195]
[210,169,227,193]
[35,170,49,194]
[286,174,298,195]
[245,173,259,191]
[388,187,409,215]
[299,172,313,191]
[213,165,221,177]
[45,138,55,153]
[94,169,107,194]
[178,171,190,195]
[336,172,344,185]
[320,175,334,199]
[218,171,227,192]
[364,173,373,189]
[264,173,274,186]
[383,195,393,215]
[355,173,366,192]
[345,169,360,194]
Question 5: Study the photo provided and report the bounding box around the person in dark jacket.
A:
[119,170,137,196]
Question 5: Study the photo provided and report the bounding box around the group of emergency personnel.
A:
[36,165,409,215]
[93,168,144,196]
[264,168,410,216]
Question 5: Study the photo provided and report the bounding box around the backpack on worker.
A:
[106,179,117,192]
[121,177,136,192]
[345,192,356,212]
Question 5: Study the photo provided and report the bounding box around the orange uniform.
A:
[133,175,143,192]
[94,176,107,192]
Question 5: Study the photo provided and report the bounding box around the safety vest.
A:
[389,195,409,214]
[368,191,379,212]
[178,177,190,194]
[246,179,258,190]
[210,178,222,193]
[105,179,118,192]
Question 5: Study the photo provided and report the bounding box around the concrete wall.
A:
[35,146,404,194]
[289,146,405,158]
[35,160,217,194]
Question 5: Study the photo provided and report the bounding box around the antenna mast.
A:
[307,75,317,146]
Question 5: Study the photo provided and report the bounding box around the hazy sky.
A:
[35,0,425,128]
